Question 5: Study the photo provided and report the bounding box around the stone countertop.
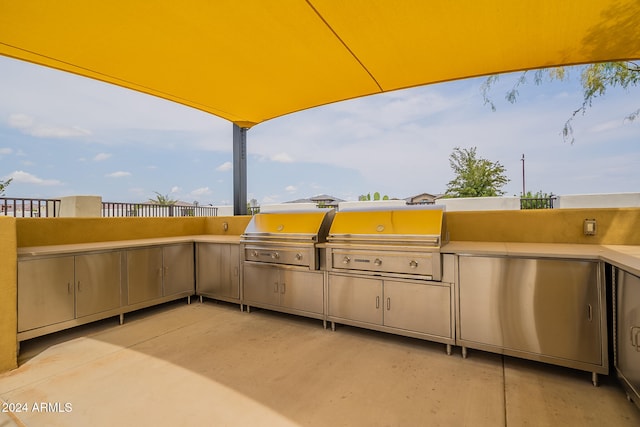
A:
[441,241,640,276]
[17,234,241,257]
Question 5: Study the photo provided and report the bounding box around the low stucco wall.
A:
[447,207,640,244]
[0,217,17,373]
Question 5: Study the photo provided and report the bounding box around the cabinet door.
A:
[18,256,75,332]
[197,243,239,299]
[383,280,451,337]
[127,247,163,304]
[163,243,194,296]
[280,270,324,314]
[328,274,383,325]
[243,263,280,306]
[616,270,640,397]
[75,252,121,318]
[459,256,602,364]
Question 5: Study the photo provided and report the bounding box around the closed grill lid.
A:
[328,206,445,247]
[241,210,335,243]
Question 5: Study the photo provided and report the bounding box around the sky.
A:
[0,56,638,206]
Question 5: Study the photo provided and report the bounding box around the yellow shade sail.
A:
[1,0,639,127]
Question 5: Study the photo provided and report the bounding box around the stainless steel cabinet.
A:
[614,268,640,408]
[457,256,607,381]
[126,244,194,306]
[243,263,324,317]
[18,256,75,333]
[196,243,240,303]
[126,247,163,304]
[327,273,453,342]
[18,251,122,340]
[163,243,195,297]
[75,252,121,318]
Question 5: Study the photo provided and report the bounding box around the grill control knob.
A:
[295,253,303,261]
[374,258,382,266]
[272,252,280,260]
[252,250,259,257]
[342,256,351,264]
[409,260,418,268]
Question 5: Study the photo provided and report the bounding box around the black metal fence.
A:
[102,202,218,217]
[520,197,556,210]
[0,197,61,217]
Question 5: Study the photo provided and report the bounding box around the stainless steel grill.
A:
[326,206,446,280]
[241,210,335,270]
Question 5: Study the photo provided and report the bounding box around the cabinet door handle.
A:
[587,304,592,321]
[281,283,286,294]
[274,282,279,293]
[630,326,640,351]
[233,267,238,277]
[77,281,81,292]
[387,297,390,311]
[68,282,72,294]
[376,296,380,309]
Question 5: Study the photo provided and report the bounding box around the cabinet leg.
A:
[247,305,251,314]
[592,372,599,387]
[240,303,244,312]
[323,319,327,329]
[199,295,203,304]
[462,346,468,359]
[446,344,452,356]
[119,313,124,325]
[187,295,191,305]
[331,321,336,332]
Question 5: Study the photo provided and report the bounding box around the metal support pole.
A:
[521,154,526,197]
[233,124,248,215]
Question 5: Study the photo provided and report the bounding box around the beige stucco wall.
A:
[0,217,17,372]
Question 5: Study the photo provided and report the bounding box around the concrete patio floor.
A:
[1,300,638,427]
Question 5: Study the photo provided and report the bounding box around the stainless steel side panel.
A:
[458,256,605,370]
[615,269,640,408]
[18,256,75,332]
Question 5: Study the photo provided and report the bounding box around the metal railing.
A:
[102,202,218,217]
[520,197,556,210]
[0,197,61,217]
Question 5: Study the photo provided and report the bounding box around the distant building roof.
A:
[286,194,345,205]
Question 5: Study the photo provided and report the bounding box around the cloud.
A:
[0,147,13,155]
[271,152,294,163]
[106,171,131,178]
[216,161,232,171]
[190,187,211,197]
[6,170,62,186]
[170,186,181,193]
[7,113,92,138]
[285,185,297,193]
[93,153,112,161]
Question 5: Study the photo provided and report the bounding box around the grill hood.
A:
[327,206,446,247]
[241,210,335,244]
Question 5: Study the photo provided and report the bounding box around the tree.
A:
[0,178,11,196]
[481,61,640,143]
[445,147,509,198]
[359,192,389,201]
[148,191,177,205]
